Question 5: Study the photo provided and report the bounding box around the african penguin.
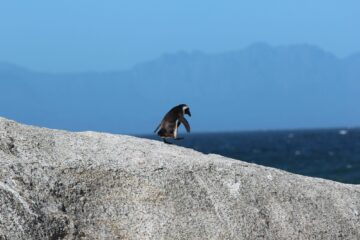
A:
[154,104,191,144]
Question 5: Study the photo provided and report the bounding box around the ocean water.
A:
[143,128,360,184]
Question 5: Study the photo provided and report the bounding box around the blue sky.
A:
[1,0,359,72]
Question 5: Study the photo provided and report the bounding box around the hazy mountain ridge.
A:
[0,43,359,134]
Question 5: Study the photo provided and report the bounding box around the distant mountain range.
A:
[1,43,359,134]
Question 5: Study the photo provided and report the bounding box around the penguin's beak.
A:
[186,109,191,117]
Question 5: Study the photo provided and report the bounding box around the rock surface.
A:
[0,117,360,240]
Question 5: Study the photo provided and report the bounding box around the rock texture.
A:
[0,117,360,240]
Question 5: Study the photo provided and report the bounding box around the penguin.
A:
[154,104,191,144]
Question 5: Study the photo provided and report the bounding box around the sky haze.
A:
[1,1,359,72]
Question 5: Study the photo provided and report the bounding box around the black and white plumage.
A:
[154,104,191,144]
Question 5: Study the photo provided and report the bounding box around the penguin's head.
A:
[181,104,191,117]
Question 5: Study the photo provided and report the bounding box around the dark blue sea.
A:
[142,128,360,184]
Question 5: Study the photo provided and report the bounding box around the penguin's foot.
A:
[163,139,173,144]
[174,137,184,140]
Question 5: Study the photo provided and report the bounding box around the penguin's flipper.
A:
[154,123,161,133]
[179,116,191,133]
